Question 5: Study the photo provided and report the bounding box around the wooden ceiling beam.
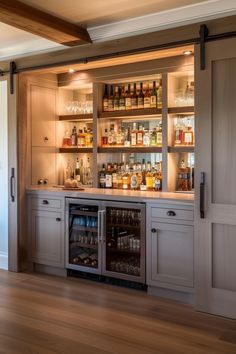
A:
[0,0,91,46]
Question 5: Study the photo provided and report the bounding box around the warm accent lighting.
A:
[183,50,193,56]
[68,68,75,73]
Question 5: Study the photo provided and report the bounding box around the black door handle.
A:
[151,228,157,233]
[200,172,205,218]
[167,210,176,216]
[42,200,49,205]
[10,168,15,202]
[56,218,61,222]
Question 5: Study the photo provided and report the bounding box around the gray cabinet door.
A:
[31,209,64,268]
[147,222,194,288]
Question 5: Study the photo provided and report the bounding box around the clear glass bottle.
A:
[131,122,137,146]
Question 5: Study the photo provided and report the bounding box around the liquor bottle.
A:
[144,83,151,109]
[130,165,138,190]
[125,84,132,110]
[62,130,72,147]
[117,164,123,189]
[112,164,118,189]
[146,162,154,191]
[157,79,162,109]
[150,81,157,108]
[131,83,138,109]
[119,86,126,111]
[124,127,131,147]
[137,125,144,146]
[89,254,98,267]
[131,122,137,146]
[99,164,106,188]
[140,159,147,191]
[71,126,77,146]
[80,158,84,184]
[184,118,194,145]
[75,158,80,182]
[114,86,120,111]
[108,124,114,146]
[137,164,143,188]
[101,128,108,146]
[174,119,184,146]
[150,129,157,146]
[78,129,85,147]
[116,126,124,146]
[85,127,92,147]
[143,129,150,146]
[138,83,144,109]
[85,157,92,186]
[156,122,162,146]
[108,85,114,112]
[122,164,131,190]
[105,164,112,188]
[103,84,109,112]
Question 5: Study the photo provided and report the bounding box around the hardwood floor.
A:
[0,270,235,354]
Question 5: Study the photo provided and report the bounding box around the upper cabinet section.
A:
[31,85,57,147]
[168,71,194,112]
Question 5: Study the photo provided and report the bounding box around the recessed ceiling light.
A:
[183,50,193,56]
[68,68,75,73]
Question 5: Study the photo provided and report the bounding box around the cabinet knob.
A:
[44,136,49,141]
[42,200,49,205]
[56,218,61,222]
[167,210,176,216]
[151,228,157,233]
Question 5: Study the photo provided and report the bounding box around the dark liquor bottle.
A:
[125,84,132,110]
[119,85,126,111]
[71,126,77,146]
[114,86,120,111]
[137,82,144,109]
[131,83,138,109]
[150,81,157,108]
[108,85,114,112]
[144,83,151,109]
[99,164,106,188]
[103,84,109,112]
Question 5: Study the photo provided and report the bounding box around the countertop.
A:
[26,186,194,205]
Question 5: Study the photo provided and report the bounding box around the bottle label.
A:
[125,98,132,109]
[144,97,151,108]
[184,132,192,144]
[131,175,138,189]
[137,132,143,145]
[103,99,108,111]
[108,99,114,111]
[100,177,106,187]
[131,98,137,109]
[114,99,119,111]
[116,135,122,145]
[150,96,157,107]
[131,133,137,146]
[138,97,144,108]
[143,135,150,146]
[105,175,112,188]
[156,132,162,145]
[119,98,125,110]
[108,135,113,145]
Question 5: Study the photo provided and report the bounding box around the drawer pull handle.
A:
[42,200,49,205]
[167,210,176,216]
[151,228,157,233]
[56,218,61,222]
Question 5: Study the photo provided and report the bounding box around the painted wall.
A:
[0,80,8,269]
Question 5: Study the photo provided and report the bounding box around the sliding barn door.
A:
[195,37,236,319]
[0,74,18,271]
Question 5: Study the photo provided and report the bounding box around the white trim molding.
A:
[88,0,236,42]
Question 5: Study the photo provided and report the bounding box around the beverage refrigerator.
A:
[65,198,146,284]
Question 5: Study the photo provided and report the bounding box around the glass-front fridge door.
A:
[66,198,102,274]
[101,202,146,283]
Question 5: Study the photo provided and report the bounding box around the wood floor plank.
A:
[0,270,235,354]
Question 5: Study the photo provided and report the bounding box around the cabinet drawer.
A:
[151,207,193,221]
[31,197,62,210]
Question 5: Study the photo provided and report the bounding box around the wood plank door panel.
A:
[195,37,236,319]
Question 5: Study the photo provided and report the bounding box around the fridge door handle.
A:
[98,210,102,243]
[200,172,205,219]
[101,210,106,243]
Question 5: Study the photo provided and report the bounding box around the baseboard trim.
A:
[148,286,194,305]
[34,263,67,277]
[0,253,8,270]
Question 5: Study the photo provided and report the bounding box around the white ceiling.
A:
[0,0,236,61]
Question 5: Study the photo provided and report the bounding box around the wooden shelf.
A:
[59,113,93,121]
[98,146,162,153]
[168,146,195,153]
[72,225,98,233]
[98,108,162,119]
[168,106,194,114]
[59,147,93,153]
[70,242,98,250]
